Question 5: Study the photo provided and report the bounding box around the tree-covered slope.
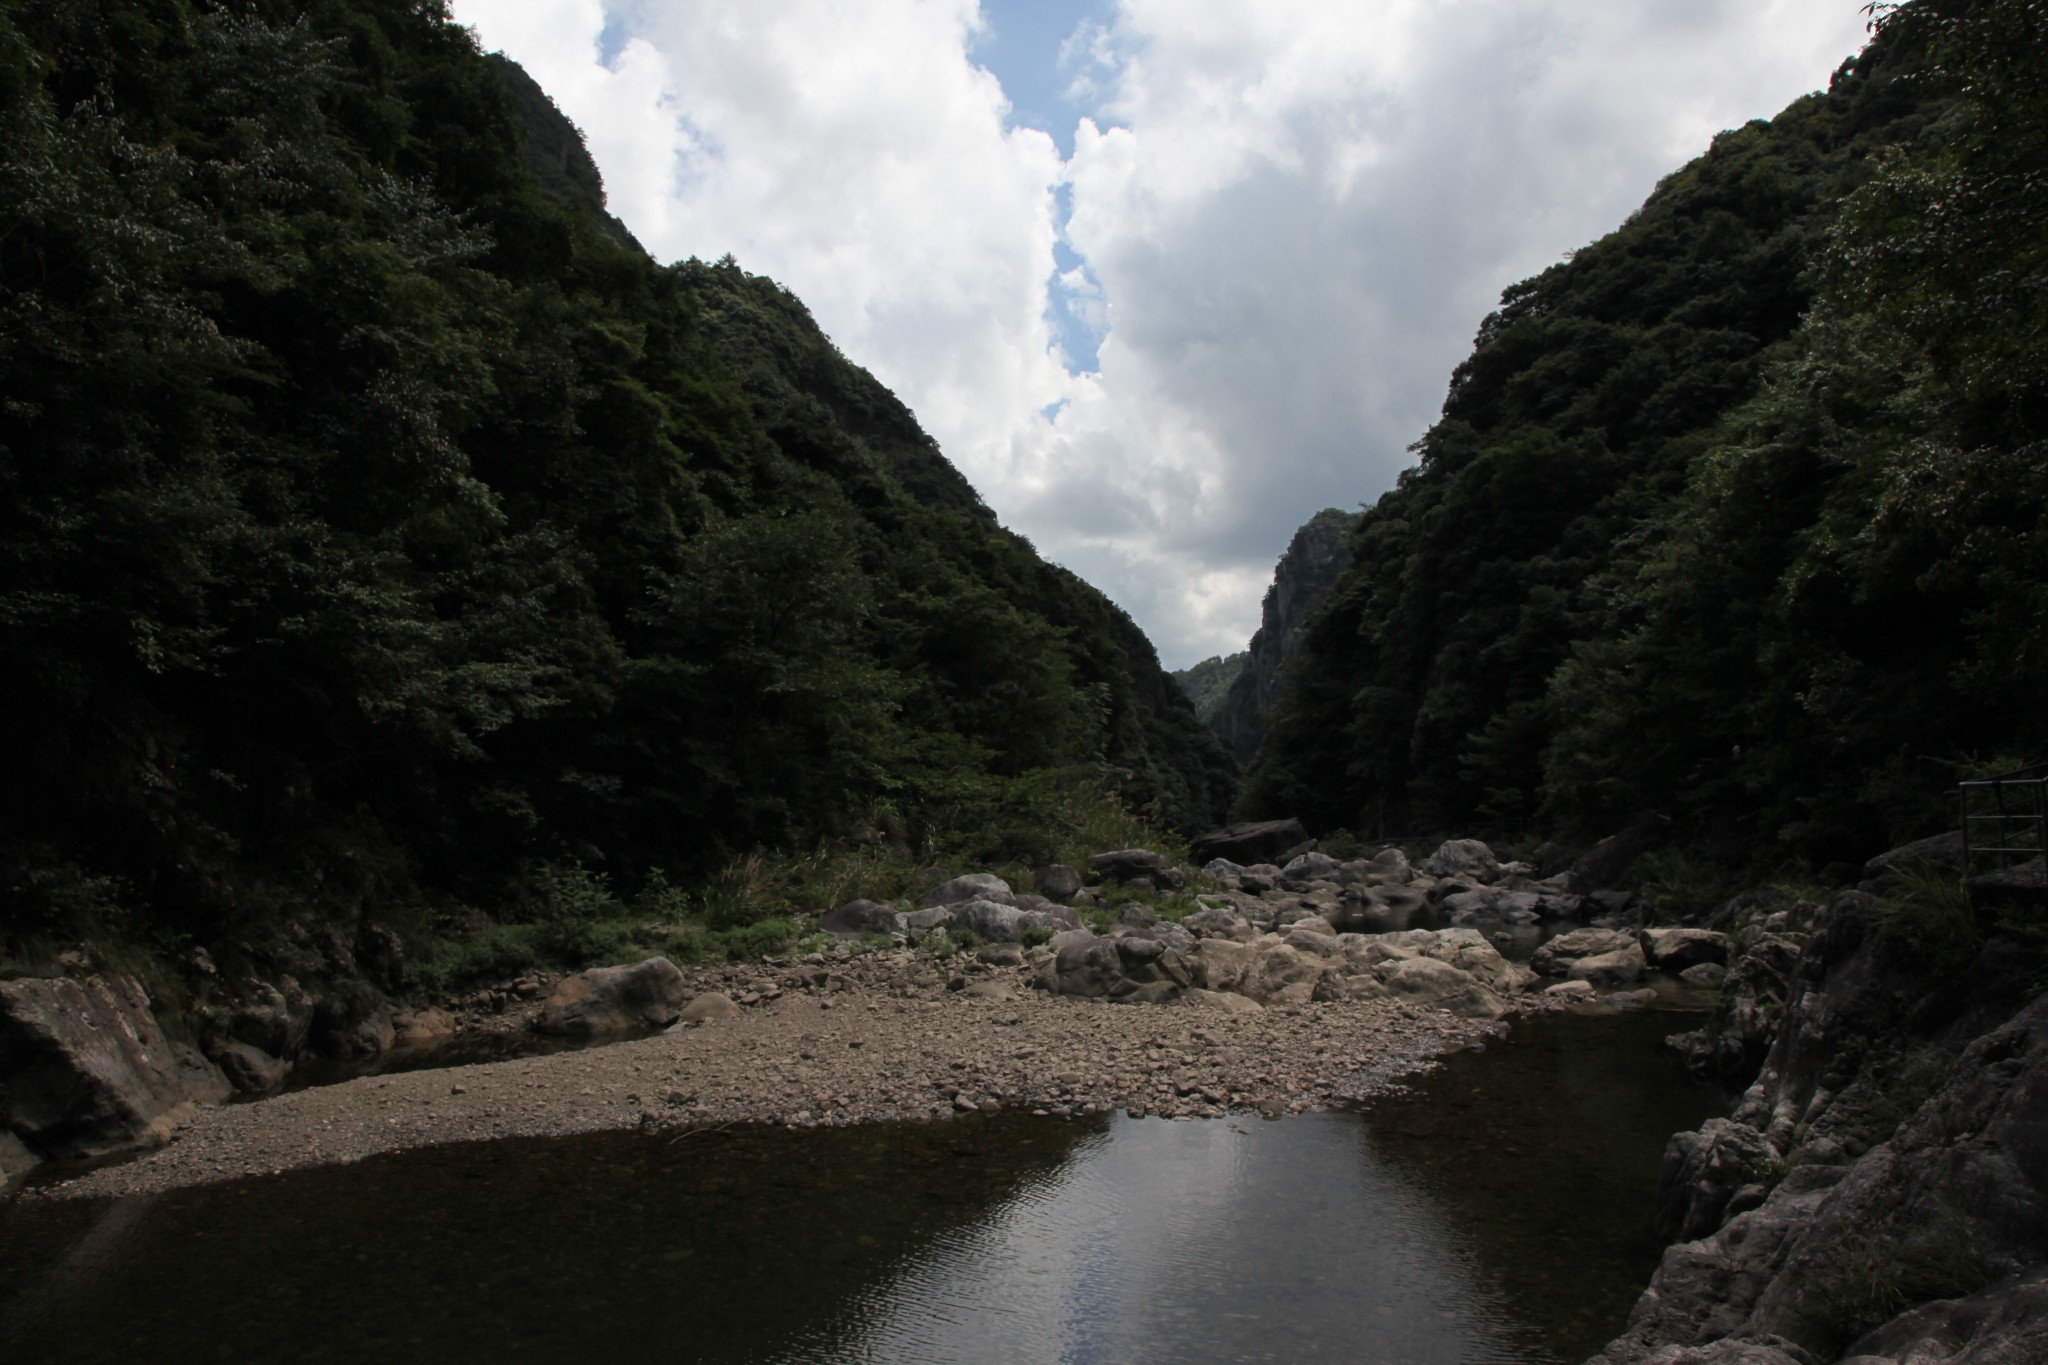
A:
[0,0,1233,953]
[1171,653,1247,725]
[1245,0,2044,864]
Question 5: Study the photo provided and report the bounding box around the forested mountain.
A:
[1170,653,1247,725]
[0,0,1234,954]
[1243,0,2046,866]
[1210,508,1359,766]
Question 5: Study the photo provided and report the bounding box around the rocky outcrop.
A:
[0,974,230,1161]
[822,899,899,936]
[1422,838,1502,880]
[534,957,690,1036]
[1666,927,1810,1087]
[1087,849,1187,892]
[1598,845,2048,1365]
[1531,927,1638,977]
[1598,994,2048,1364]
[1641,928,1731,973]
[1034,864,1521,1018]
[1036,864,1084,900]
[923,873,1017,908]
[1210,508,1360,765]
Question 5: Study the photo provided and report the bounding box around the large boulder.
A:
[821,899,900,936]
[1036,864,1084,901]
[1658,1118,1778,1243]
[1531,927,1640,977]
[1569,945,1648,986]
[1240,942,1323,1005]
[902,906,953,933]
[1190,818,1308,867]
[0,974,230,1160]
[534,957,690,1036]
[1640,927,1732,972]
[1421,839,1502,881]
[228,977,314,1059]
[214,1040,291,1095]
[1184,905,1256,941]
[1665,931,1808,1086]
[1046,937,1127,998]
[1282,850,1344,883]
[1348,848,1414,886]
[0,1130,39,1193]
[1087,849,1186,891]
[392,1007,458,1048]
[1377,956,1507,1020]
[1192,939,1254,993]
[1859,830,1966,884]
[1423,926,1522,994]
[923,873,1015,908]
[951,898,1065,944]
[310,983,395,1060]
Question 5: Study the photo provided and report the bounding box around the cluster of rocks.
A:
[0,975,229,1177]
[822,869,1085,944]
[3,822,1736,1197]
[811,838,1582,1021]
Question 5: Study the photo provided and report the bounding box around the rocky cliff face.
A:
[1212,509,1360,765]
[1593,864,2048,1365]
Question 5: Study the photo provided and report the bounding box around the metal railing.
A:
[1960,761,2048,879]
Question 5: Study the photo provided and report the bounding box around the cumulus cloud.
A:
[450,0,1871,667]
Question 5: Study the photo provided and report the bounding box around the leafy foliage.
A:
[0,0,1232,958]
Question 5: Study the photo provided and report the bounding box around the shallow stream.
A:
[0,1007,1723,1364]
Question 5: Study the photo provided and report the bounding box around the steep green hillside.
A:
[1245,0,2044,863]
[0,0,1233,957]
[1171,653,1247,724]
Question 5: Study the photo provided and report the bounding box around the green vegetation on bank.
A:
[393,770,1200,996]
[1242,1,2047,867]
[0,0,1233,972]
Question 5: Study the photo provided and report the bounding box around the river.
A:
[0,1007,1722,1364]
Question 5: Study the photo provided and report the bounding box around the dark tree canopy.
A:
[0,0,1233,948]
[1244,0,2044,865]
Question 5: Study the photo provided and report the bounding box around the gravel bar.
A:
[33,951,1501,1201]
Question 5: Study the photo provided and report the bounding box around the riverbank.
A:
[29,972,1497,1201]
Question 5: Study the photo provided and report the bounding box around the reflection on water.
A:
[1360,1007,1735,1361]
[0,1010,1723,1365]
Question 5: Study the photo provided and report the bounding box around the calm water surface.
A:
[0,1009,1722,1364]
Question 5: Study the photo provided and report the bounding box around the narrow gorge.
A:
[3,2,2045,1363]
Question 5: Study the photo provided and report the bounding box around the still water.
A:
[0,1009,1722,1364]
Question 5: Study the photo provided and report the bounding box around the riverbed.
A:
[0,1007,1722,1364]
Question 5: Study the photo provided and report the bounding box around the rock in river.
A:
[535,957,690,1036]
[0,974,229,1160]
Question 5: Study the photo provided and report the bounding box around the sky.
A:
[449,0,1874,670]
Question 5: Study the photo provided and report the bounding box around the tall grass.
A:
[1873,861,1981,971]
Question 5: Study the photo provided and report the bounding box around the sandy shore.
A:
[33,949,1499,1201]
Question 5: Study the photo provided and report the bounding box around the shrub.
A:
[1630,847,1737,922]
[1874,862,1981,973]
[1786,1202,1990,1357]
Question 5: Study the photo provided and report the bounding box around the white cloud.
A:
[450,0,1871,668]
